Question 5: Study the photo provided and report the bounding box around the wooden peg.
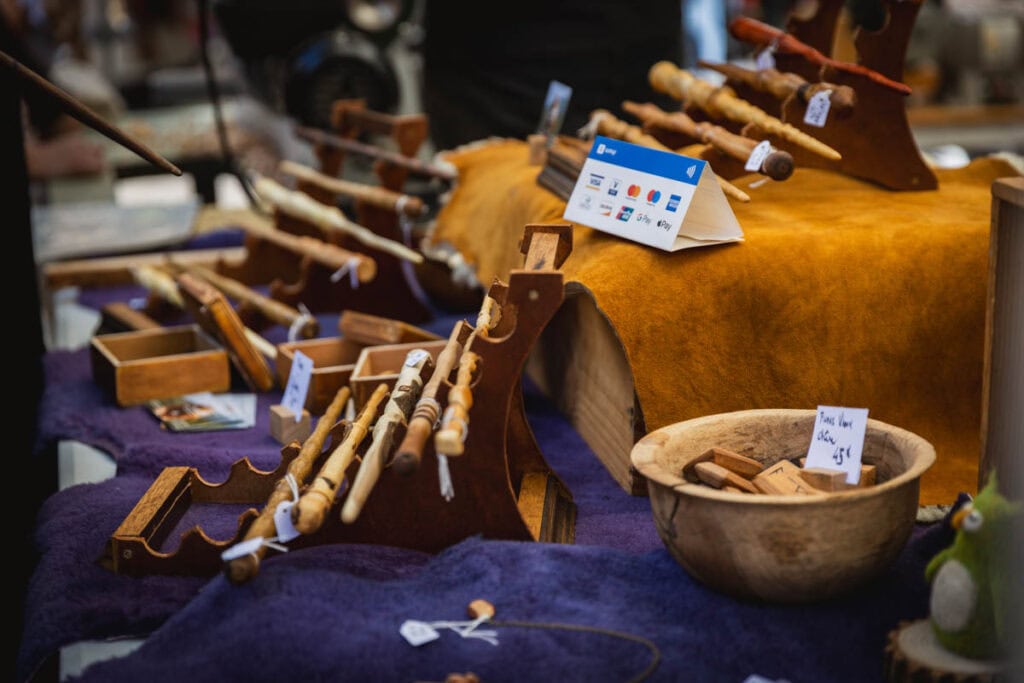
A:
[752,459,817,495]
[709,447,764,479]
[694,462,759,493]
[269,405,312,446]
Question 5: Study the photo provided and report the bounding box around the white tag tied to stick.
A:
[438,454,454,501]
[330,257,362,289]
[287,302,314,343]
[803,89,833,127]
[272,473,301,543]
[400,620,441,647]
[404,348,430,368]
[755,46,776,70]
[281,350,313,422]
[220,535,289,562]
[745,140,774,173]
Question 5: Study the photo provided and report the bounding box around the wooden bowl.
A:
[630,409,936,603]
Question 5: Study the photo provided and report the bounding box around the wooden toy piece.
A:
[799,466,848,492]
[752,459,819,495]
[710,447,764,479]
[694,462,759,494]
[269,404,312,446]
[225,385,352,584]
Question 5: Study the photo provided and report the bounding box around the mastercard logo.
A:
[626,184,641,198]
[647,189,661,203]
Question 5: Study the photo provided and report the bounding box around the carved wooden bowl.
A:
[630,409,936,603]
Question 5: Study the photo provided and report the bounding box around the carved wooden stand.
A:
[728,0,937,190]
[103,224,577,576]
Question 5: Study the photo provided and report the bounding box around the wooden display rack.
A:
[726,0,937,190]
[103,224,577,576]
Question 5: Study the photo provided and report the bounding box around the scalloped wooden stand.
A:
[271,99,434,322]
[103,224,577,575]
[728,0,937,190]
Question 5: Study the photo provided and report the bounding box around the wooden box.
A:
[275,337,365,414]
[349,339,449,411]
[90,324,231,407]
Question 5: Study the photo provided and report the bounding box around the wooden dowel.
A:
[696,60,856,116]
[0,49,181,176]
[254,175,423,264]
[225,386,351,583]
[340,350,432,524]
[278,160,426,217]
[648,60,842,162]
[292,382,389,534]
[241,222,377,282]
[295,125,458,182]
[169,260,319,339]
[392,324,465,475]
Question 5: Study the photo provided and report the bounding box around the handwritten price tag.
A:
[803,90,833,127]
[804,406,869,484]
[273,500,300,542]
[745,140,773,173]
[281,350,313,421]
[400,620,440,647]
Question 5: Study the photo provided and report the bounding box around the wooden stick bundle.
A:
[339,350,433,523]
[620,101,795,181]
[648,60,842,161]
[225,386,351,583]
[254,175,423,264]
[291,382,390,534]
[584,109,752,202]
[278,160,427,218]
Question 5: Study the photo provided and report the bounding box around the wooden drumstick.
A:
[225,386,351,584]
[585,109,752,202]
[648,60,842,162]
[167,260,319,339]
[254,175,423,264]
[340,349,433,524]
[291,382,390,534]
[697,60,856,117]
[620,101,794,181]
[727,16,912,95]
[278,160,427,218]
[391,324,464,476]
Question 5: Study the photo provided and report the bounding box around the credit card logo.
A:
[608,178,621,197]
[616,206,634,222]
[626,184,641,199]
[599,202,614,216]
[647,189,661,205]
[666,194,681,212]
[586,173,604,190]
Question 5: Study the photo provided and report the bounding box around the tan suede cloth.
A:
[430,137,1022,505]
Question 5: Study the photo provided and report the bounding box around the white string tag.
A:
[755,46,776,70]
[287,302,314,343]
[400,620,441,647]
[405,349,430,367]
[803,89,833,127]
[220,535,289,562]
[272,473,301,543]
[745,140,773,173]
[330,257,361,289]
[438,454,454,502]
[398,212,433,309]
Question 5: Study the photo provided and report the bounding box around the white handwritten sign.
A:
[803,89,833,127]
[281,350,313,421]
[805,406,869,484]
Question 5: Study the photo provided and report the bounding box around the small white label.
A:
[803,90,833,127]
[400,620,441,647]
[282,350,314,421]
[804,406,869,484]
[745,140,773,173]
[755,48,775,70]
[404,349,430,368]
[220,536,264,562]
[273,500,300,542]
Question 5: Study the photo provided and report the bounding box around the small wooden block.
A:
[798,458,877,488]
[269,404,311,445]
[752,460,817,495]
[709,447,764,479]
[694,462,759,494]
[799,467,847,492]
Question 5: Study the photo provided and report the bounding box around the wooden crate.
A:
[349,340,449,411]
[275,337,365,414]
[90,324,230,407]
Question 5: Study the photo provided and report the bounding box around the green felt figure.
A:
[925,471,1022,660]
